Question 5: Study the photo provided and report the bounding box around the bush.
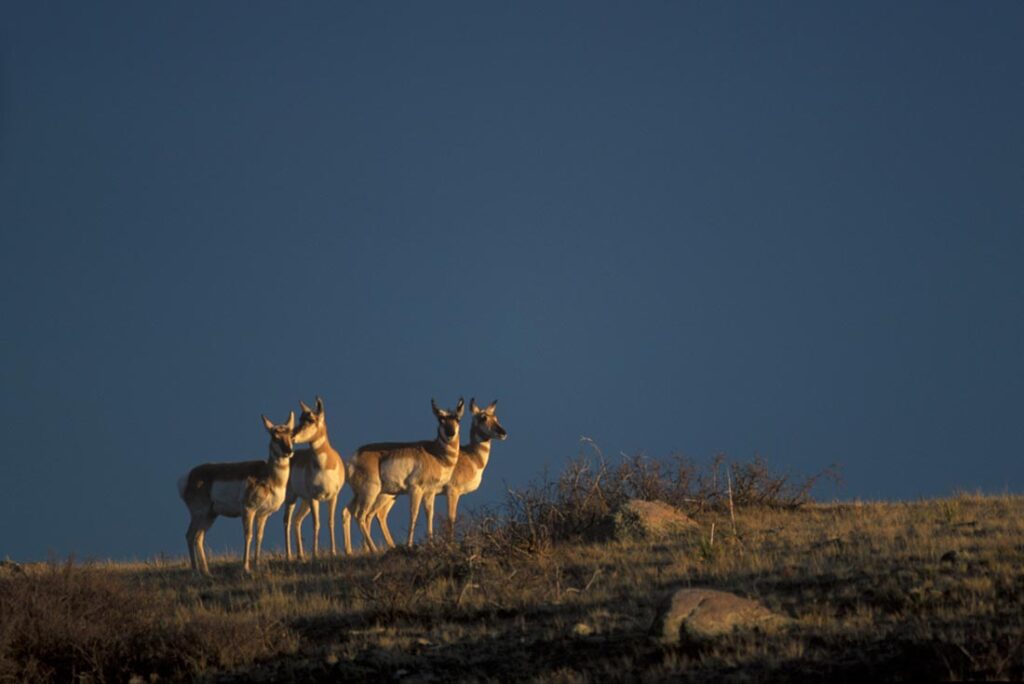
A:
[462,446,839,555]
[0,559,295,682]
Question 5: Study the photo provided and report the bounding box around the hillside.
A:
[2,489,1023,681]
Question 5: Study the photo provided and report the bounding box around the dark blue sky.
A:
[2,3,1022,561]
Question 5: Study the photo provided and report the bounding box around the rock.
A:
[940,550,958,563]
[610,499,698,540]
[651,588,789,645]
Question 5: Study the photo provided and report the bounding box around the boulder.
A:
[651,588,789,645]
[611,499,697,540]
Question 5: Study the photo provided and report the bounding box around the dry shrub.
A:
[350,540,492,622]
[463,446,839,555]
[0,559,295,683]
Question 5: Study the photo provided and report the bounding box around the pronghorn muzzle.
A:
[440,421,458,442]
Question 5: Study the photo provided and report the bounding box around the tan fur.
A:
[342,398,463,552]
[373,398,506,546]
[182,461,281,499]
[283,397,345,560]
[178,413,295,576]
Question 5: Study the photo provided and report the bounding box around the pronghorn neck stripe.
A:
[474,440,492,460]
[462,443,490,469]
[312,434,327,450]
[435,434,460,461]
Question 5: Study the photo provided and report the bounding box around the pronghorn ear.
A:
[261,414,275,432]
[315,395,324,415]
[470,398,481,415]
[455,397,465,420]
[286,411,295,430]
[487,399,498,414]
[431,398,443,417]
[299,399,313,414]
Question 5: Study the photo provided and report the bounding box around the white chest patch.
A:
[462,470,484,493]
[309,468,342,500]
[290,453,343,500]
[256,486,287,515]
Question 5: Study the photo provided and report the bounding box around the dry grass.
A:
[1,458,1022,682]
[463,450,839,554]
[0,557,296,682]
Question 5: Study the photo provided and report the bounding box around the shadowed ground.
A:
[2,493,1022,681]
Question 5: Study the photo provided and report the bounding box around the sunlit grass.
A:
[2,490,1022,681]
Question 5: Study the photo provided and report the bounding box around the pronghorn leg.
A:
[407,488,425,548]
[328,495,339,556]
[342,503,353,555]
[283,500,296,561]
[242,511,256,574]
[424,490,438,541]
[356,493,380,553]
[362,499,377,551]
[367,494,394,549]
[310,499,322,558]
[366,493,385,552]
[358,511,378,553]
[446,490,461,540]
[293,499,311,560]
[356,485,383,553]
[376,496,397,549]
[196,528,212,577]
[194,515,215,577]
[186,519,200,574]
[254,513,270,570]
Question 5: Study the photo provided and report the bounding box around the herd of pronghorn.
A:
[177,396,507,576]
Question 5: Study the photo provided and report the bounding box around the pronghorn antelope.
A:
[342,398,464,553]
[372,398,507,547]
[177,413,295,576]
[283,396,345,559]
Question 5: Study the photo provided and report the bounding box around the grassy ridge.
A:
[2,489,1023,680]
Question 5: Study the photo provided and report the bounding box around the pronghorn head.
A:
[292,395,325,444]
[431,397,465,445]
[470,398,508,441]
[261,412,296,465]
